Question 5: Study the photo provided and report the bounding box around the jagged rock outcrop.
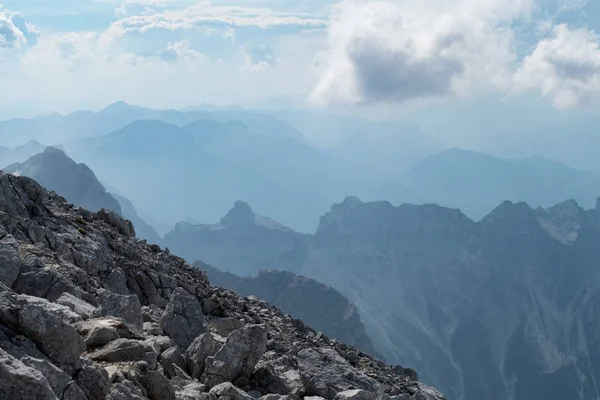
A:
[203,265,378,357]
[0,172,444,400]
[163,201,309,276]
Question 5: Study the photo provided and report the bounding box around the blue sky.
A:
[0,0,599,117]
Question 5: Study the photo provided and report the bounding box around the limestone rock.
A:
[335,390,377,400]
[159,346,186,378]
[56,292,96,320]
[160,288,205,351]
[208,382,254,400]
[75,317,142,349]
[0,348,57,400]
[98,293,143,332]
[0,234,21,287]
[185,332,224,379]
[204,324,267,387]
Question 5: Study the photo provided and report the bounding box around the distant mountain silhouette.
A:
[405,148,600,219]
[4,147,122,215]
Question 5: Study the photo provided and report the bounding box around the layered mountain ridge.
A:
[0,171,444,400]
[165,195,600,400]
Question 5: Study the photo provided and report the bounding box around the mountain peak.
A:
[220,200,255,226]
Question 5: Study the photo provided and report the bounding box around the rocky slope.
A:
[166,195,600,400]
[0,172,444,400]
[202,264,379,358]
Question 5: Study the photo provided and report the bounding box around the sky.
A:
[0,0,599,117]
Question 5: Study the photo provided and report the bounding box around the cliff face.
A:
[167,196,600,400]
[300,197,600,400]
[0,172,444,400]
[202,264,379,358]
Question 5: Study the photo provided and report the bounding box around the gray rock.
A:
[98,293,143,332]
[159,346,186,378]
[185,332,223,379]
[204,324,267,387]
[297,348,379,399]
[0,348,57,400]
[0,235,21,287]
[160,288,205,351]
[0,291,85,375]
[260,395,301,400]
[88,339,157,366]
[304,397,326,400]
[13,268,76,302]
[75,361,110,400]
[208,382,254,400]
[137,369,177,400]
[211,317,245,337]
[144,321,163,336]
[177,382,209,400]
[20,356,86,400]
[335,390,377,400]
[107,381,147,400]
[56,293,96,320]
[75,317,142,349]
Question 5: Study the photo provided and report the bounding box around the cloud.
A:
[514,24,600,109]
[242,44,277,71]
[311,0,539,105]
[0,6,39,48]
[101,2,327,43]
[159,39,205,62]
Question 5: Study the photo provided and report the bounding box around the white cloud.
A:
[311,0,536,105]
[100,2,327,44]
[159,39,206,62]
[242,44,277,71]
[0,6,39,48]
[514,24,600,109]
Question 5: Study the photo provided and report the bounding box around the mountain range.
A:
[404,148,600,220]
[164,195,600,400]
[0,170,444,400]
[3,146,161,244]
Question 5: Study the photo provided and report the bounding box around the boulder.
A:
[0,289,85,375]
[185,332,223,379]
[56,293,96,320]
[204,324,267,387]
[75,361,110,400]
[75,317,142,349]
[21,356,86,400]
[159,346,186,378]
[160,288,205,351]
[88,339,157,366]
[0,348,57,400]
[208,382,254,400]
[297,348,379,399]
[334,390,377,400]
[0,234,21,287]
[260,395,301,400]
[106,381,147,400]
[97,293,143,332]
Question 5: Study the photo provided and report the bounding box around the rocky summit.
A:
[0,172,445,400]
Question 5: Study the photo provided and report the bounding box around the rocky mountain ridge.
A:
[165,195,600,400]
[0,171,445,400]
